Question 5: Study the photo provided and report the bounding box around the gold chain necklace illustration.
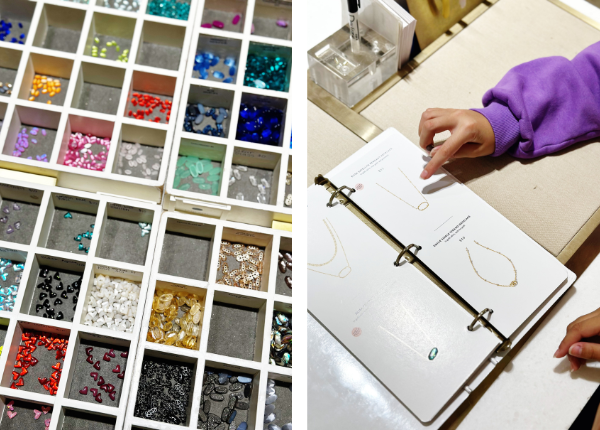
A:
[376,168,430,211]
[466,240,518,287]
[308,218,351,278]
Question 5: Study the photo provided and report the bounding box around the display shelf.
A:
[0,0,199,203]
[164,0,293,228]
[124,210,292,430]
[0,176,160,430]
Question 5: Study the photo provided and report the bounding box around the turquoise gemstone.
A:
[141,229,149,237]
[74,234,82,241]
[78,243,84,251]
[64,212,73,219]
[210,167,222,174]
[85,247,89,253]
[14,264,24,272]
[0,273,7,281]
[207,174,221,182]
[90,224,95,229]
[196,161,204,174]
[428,347,438,361]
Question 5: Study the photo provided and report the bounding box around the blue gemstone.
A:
[228,410,237,424]
[200,69,208,80]
[237,376,252,383]
[223,78,232,84]
[224,57,236,67]
[197,103,205,115]
[229,66,236,76]
[213,70,224,79]
[261,129,272,139]
[245,122,258,132]
[210,56,220,67]
[236,423,247,430]
[428,347,439,360]
[216,113,225,124]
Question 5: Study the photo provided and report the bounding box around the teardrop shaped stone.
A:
[428,347,438,360]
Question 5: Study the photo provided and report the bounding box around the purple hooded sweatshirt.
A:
[472,41,600,158]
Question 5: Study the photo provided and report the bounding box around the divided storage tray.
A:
[164,0,293,228]
[0,177,161,430]
[124,211,292,430]
[0,0,199,203]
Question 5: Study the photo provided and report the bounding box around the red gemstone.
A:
[95,394,102,403]
[103,353,111,362]
[93,361,101,370]
[108,349,115,358]
[52,362,61,370]
[19,368,27,376]
[120,352,128,358]
[14,361,22,368]
[85,347,93,356]
[9,383,16,389]
[112,365,121,373]
[117,372,124,379]
[90,372,98,381]
[97,376,105,386]
[86,355,94,364]
[38,377,48,385]
[30,357,39,366]
[109,392,116,401]
[106,383,115,393]
[11,371,19,380]
[79,386,88,395]
[15,378,24,387]
[90,388,98,396]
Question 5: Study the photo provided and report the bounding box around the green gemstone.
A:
[207,174,221,182]
[180,170,191,179]
[173,176,181,188]
[64,212,73,219]
[195,161,204,175]
[211,182,220,195]
[201,159,213,170]
[189,165,198,177]
[198,184,212,191]
[192,177,205,184]
[184,159,195,168]
[176,157,187,167]
[428,347,438,361]
[179,183,191,191]
[210,167,222,175]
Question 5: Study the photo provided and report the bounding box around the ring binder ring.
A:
[467,308,494,331]
[394,244,422,266]
[327,185,356,207]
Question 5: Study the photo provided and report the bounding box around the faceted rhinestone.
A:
[428,347,439,360]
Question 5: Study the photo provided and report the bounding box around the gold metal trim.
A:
[547,0,600,31]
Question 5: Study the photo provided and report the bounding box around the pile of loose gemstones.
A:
[83,274,141,332]
[1,202,24,236]
[77,345,128,403]
[183,102,229,137]
[116,142,163,180]
[285,172,292,207]
[270,311,292,368]
[193,51,236,83]
[67,214,94,253]
[101,0,139,11]
[10,330,68,395]
[0,258,23,312]
[134,357,194,425]
[264,379,292,430]
[63,134,110,172]
[229,165,272,204]
[199,370,254,430]
[91,37,129,62]
[216,241,264,290]
[173,155,222,194]
[28,75,62,104]
[127,92,172,123]
[278,251,292,290]
[244,53,289,92]
[202,14,242,29]
[147,289,204,350]
[13,126,49,162]
[0,20,25,44]
[33,267,81,321]
[236,103,284,146]
[147,0,190,20]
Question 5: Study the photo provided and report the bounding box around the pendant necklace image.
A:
[308,218,352,278]
[379,302,438,361]
[466,240,518,287]
[376,167,430,211]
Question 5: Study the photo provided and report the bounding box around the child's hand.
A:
[555,307,600,372]
[418,108,495,179]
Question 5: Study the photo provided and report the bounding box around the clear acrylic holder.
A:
[308,22,397,108]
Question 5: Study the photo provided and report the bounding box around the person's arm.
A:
[419,41,600,179]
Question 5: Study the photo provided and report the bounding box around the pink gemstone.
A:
[251,23,255,34]
[276,20,288,28]
[201,23,212,28]
[232,14,241,25]
[212,20,224,29]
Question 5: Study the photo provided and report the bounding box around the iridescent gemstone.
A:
[428,347,438,360]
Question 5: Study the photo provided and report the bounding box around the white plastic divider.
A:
[0,0,199,203]
[124,210,292,430]
[164,0,293,228]
[0,176,161,429]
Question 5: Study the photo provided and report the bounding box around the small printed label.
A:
[97,265,139,276]
[56,195,99,206]
[234,231,258,238]
[109,203,149,214]
[175,220,209,228]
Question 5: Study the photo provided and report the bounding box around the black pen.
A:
[347,0,361,53]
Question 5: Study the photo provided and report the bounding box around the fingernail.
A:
[570,344,582,357]
[553,349,560,358]
[571,362,577,372]
[420,170,429,179]
[430,147,439,157]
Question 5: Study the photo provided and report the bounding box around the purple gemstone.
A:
[6,226,14,234]
[0,217,7,224]
[14,222,20,230]
[30,130,37,136]
[31,139,37,144]
[41,129,46,136]
[12,203,20,211]
[2,208,9,214]
[276,20,288,27]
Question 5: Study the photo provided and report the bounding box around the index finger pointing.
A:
[420,131,468,179]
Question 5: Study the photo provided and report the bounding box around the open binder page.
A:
[308,185,500,423]
[326,128,568,338]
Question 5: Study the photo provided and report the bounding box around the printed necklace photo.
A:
[466,240,518,287]
[376,167,430,211]
[308,218,352,278]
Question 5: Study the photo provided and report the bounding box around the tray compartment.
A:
[206,292,266,361]
[0,47,22,95]
[201,0,247,33]
[275,237,291,297]
[0,0,36,45]
[97,202,155,266]
[71,62,125,115]
[22,254,85,321]
[227,147,281,206]
[38,192,99,254]
[263,375,292,429]
[32,4,85,54]
[252,0,292,41]
[4,105,60,165]
[173,139,226,195]
[243,42,291,93]
[0,397,53,430]
[0,183,43,245]
[112,123,166,181]
[84,12,136,63]
[124,70,175,124]
[183,84,234,139]
[136,20,185,71]
[193,35,241,84]
[58,114,114,172]
[236,92,287,147]
[66,333,131,406]
[60,409,116,430]
[0,248,27,312]
[19,53,72,106]
[158,217,216,281]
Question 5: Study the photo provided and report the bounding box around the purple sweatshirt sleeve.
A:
[471,41,600,158]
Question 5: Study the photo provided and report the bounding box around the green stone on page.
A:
[189,165,198,177]
[428,347,438,360]
[179,183,191,191]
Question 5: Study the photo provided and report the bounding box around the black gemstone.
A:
[56,311,64,320]
[42,299,50,307]
[35,304,43,313]
[42,313,47,318]
[44,276,52,284]
[54,298,62,306]
[55,282,63,290]
[73,296,78,304]
[67,285,74,293]
[36,283,45,289]
[39,292,47,300]
[49,291,57,298]
[40,268,49,277]
[60,291,68,299]
[46,307,55,314]
[53,272,61,280]
[244,383,251,398]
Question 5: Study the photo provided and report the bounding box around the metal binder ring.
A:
[327,186,356,207]
[394,244,422,266]
[467,308,494,331]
